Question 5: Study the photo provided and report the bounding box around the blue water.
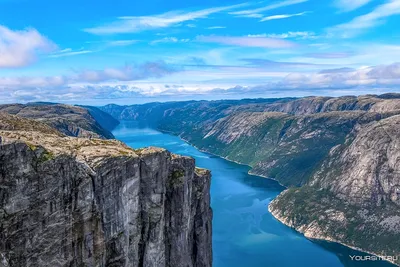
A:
[113,121,394,267]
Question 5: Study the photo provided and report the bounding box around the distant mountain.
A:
[100,94,400,265]
[78,105,120,132]
[0,103,118,139]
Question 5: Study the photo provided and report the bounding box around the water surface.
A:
[113,121,394,267]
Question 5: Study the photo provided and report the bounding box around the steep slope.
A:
[269,115,400,265]
[79,105,120,132]
[0,103,116,139]
[0,116,212,267]
[184,111,383,186]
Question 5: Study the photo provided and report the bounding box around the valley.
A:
[101,94,400,266]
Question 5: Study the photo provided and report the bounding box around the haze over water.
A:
[113,121,394,267]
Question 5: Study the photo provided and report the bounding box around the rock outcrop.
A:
[0,114,212,267]
[0,103,118,139]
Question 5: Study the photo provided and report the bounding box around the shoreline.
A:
[178,135,288,188]
[268,201,399,266]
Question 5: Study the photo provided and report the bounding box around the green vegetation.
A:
[118,150,130,156]
[174,112,365,187]
[168,169,185,187]
[134,148,145,154]
[37,151,55,163]
[26,142,37,151]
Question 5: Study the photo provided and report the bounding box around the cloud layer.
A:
[2,62,400,103]
[0,25,55,68]
[84,3,246,34]
[0,61,179,89]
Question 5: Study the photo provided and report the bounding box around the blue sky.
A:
[1,0,400,104]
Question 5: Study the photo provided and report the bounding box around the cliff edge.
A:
[0,113,212,267]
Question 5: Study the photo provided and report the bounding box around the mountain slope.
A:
[78,105,120,132]
[0,103,117,139]
[269,115,400,265]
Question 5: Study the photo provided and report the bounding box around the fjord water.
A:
[113,121,394,267]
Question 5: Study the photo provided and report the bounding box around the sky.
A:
[1,0,400,104]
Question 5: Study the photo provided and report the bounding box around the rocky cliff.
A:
[0,114,212,267]
[0,103,118,139]
[100,94,400,265]
[268,115,400,265]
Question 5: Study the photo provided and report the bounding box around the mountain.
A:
[78,105,120,132]
[0,103,118,139]
[100,94,400,265]
[269,114,400,261]
[0,112,212,267]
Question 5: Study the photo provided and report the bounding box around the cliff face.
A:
[0,103,118,139]
[0,116,212,267]
[310,115,400,207]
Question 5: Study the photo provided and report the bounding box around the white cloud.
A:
[334,0,373,12]
[2,62,400,103]
[0,25,55,68]
[230,0,308,17]
[48,48,94,58]
[279,63,400,88]
[197,35,296,48]
[329,0,400,37]
[84,3,246,34]
[150,37,190,45]
[239,13,264,18]
[0,61,180,90]
[260,11,308,22]
[207,26,226,29]
[108,40,139,46]
[248,31,316,39]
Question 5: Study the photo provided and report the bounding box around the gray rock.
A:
[0,133,212,267]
